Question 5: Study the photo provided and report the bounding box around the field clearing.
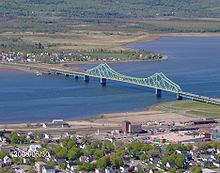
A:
[140,19,220,32]
[152,100,220,119]
[187,110,220,118]
[0,31,155,51]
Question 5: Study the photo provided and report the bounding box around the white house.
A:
[3,156,11,165]
[29,144,41,152]
[14,168,24,173]
[42,166,56,173]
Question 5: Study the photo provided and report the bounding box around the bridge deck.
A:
[50,64,220,106]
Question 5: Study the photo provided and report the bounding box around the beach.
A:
[0,104,196,132]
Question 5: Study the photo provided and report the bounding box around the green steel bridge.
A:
[50,63,220,105]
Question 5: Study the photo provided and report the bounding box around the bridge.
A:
[50,63,220,105]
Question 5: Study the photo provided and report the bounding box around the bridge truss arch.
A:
[86,63,182,93]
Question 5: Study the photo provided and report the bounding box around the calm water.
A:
[1,37,220,123]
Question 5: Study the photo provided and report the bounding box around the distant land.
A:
[0,0,220,56]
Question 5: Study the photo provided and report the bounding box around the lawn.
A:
[154,100,220,119]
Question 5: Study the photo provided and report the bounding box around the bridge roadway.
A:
[49,63,220,106]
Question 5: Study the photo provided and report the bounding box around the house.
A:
[207,148,216,154]
[44,133,51,140]
[202,168,217,173]
[166,162,177,169]
[54,157,66,164]
[45,152,52,161]
[105,168,120,173]
[200,155,214,162]
[3,156,11,166]
[0,136,8,143]
[134,164,147,172]
[176,149,188,155]
[123,155,131,163]
[79,144,86,149]
[149,157,161,165]
[29,144,41,152]
[35,161,46,172]
[213,161,220,168]
[26,131,35,139]
[202,161,213,168]
[14,168,25,173]
[185,154,193,162]
[66,161,78,173]
[120,165,129,173]
[42,165,56,173]
[42,120,70,128]
[149,169,160,173]
[95,169,105,173]
[79,156,93,163]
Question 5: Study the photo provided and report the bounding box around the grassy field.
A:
[8,31,153,51]
[152,100,220,119]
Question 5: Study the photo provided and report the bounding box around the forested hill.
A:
[1,0,220,18]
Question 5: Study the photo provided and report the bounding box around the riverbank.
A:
[126,32,220,45]
[0,52,168,74]
[0,102,196,131]
[0,100,216,132]
[0,99,219,132]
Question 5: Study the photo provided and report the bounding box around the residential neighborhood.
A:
[0,119,220,173]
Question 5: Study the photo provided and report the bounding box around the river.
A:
[0,36,220,123]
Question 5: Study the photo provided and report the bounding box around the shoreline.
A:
[126,32,220,45]
[1,100,214,131]
[0,101,196,129]
[0,54,168,74]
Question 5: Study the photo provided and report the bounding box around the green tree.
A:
[170,168,177,173]
[175,154,185,169]
[140,154,150,161]
[59,163,66,170]
[55,146,68,158]
[194,167,202,173]
[94,149,104,159]
[68,147,82,161]
[62,138,77,149]
[111,155,123,168]
[103,140,114,152]
[9,132,26,144]
[91,140,102,149]
[83,145,95,156]
[78,163,95,171]
[0,151,7,159]
[115,148,127,158]
[96,156,111,169]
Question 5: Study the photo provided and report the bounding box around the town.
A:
[0,49,164,64]
[0,117,220,173]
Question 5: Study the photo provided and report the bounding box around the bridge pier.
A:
[84,75,89,82]
[155,89,162,97]
[100,78,106,86]
[176,93,183,100]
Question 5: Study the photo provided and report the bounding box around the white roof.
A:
[202,168,217,173]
